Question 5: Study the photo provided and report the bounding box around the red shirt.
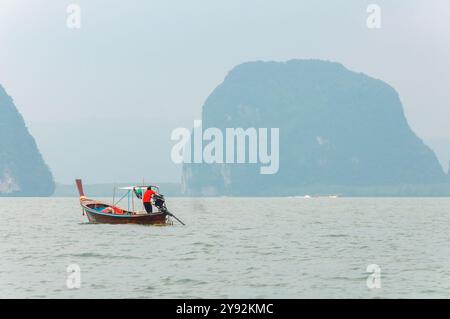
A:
[143,189,156,203]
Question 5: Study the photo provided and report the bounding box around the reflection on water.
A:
[0,197,449,298]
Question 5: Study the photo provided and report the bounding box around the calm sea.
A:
[0,197,449,298]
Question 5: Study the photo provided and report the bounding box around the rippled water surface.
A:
[1,197,450,298]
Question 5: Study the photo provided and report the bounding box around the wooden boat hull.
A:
[84,206,168,225]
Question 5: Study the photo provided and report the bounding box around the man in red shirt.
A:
[143,187,157,213]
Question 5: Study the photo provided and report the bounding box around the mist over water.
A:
[1,197,449,298]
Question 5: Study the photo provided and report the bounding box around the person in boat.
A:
[134,187,143,199]
[142,186,157,213]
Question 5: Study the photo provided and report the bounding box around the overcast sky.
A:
[1,0,450,183]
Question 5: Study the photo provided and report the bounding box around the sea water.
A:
[0,197,449,298]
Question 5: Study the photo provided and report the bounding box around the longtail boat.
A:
[75,179,174,225]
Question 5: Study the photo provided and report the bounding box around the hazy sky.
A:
[1,0,450,183]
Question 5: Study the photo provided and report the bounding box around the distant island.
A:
[3,60,449,197]
[0,84,54,196]
[182,59,450,196]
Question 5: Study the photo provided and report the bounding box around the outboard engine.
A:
[153,193,167,212]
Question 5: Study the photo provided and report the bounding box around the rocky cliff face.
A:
[182,60,448,196]
[0,85,54,196]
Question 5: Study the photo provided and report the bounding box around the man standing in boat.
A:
[142,187,157,213]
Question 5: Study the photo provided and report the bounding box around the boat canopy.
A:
[119,185,159,191]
